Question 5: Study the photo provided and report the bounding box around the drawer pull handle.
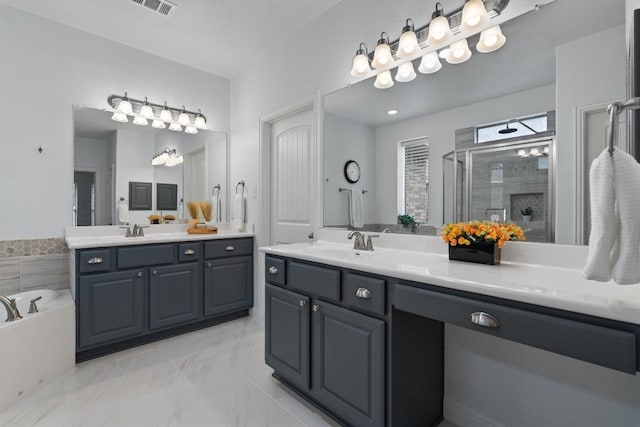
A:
[184,249,195,255]
[137,272,143,277]
[207,262,212,268]
[152,270,158,276]
[469,312,499,328]
[313,304,320,312]
[299,300,307,307]
[268,266,278,275]
[87,257,103,265]
[355,288,372,299]
[225,246,235,251]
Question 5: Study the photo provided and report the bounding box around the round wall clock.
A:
[344,160,361,183]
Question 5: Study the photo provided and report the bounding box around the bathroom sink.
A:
[304,246,377,261]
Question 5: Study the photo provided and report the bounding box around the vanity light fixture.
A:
[460,0,490,32]
[418,51,442,74]
[426,3,452,47]
[374,70,394,89]
[166,154,184,167]
[477,25,506,53]
[395,61,417,83]
[445,39,472,64]
[152,149,171,166]
[107,93,208,135]
[372,32,393,69]
[350,43,372,77]
[398,19,420,58]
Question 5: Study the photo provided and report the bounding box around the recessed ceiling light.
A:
[387,109,398,115]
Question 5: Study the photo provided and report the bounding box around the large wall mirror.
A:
[73,106,228,226]
[323,0,628,245]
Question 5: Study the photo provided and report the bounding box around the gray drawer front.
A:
[79,249,111,274]
[178,243,201,263]
[117,244,174,269]
[343,273,385,316]
[288,261,340,302]
[204,238,252,258]
[395,284,637,373]
[265,256,286,286]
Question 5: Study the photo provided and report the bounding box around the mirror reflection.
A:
[73,106,228,226]
[323,0,625,244]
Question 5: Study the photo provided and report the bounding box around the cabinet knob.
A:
[355,288,372,299]
[87,257,103,265]
[469,312,500,328]
[299,300,307,307]
[184,249,195,255]
[152,270,158,276]
[137,271,143,277]
[268,266,278,275]
[225,246,235,251]
[207,262,212,268]
[312,304,320,312]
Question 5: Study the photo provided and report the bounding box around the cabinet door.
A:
[312,301,385,427]
[149,263,200,331]
[78,270,145,349]
[203,255,253,317]
[265,284,310,390]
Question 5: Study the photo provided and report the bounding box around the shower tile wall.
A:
[0,239,69,294]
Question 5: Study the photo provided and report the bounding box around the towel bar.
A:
[339,187,368,194]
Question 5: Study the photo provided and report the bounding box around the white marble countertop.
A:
[260,240,640,325]
[65,224,254,249]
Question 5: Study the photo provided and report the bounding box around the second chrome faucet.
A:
[348,231,379,251]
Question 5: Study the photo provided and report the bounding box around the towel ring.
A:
[212,184,221,197]
[606,97,640,155]
[236,180,245,195]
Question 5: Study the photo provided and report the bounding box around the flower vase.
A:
[448,241,501,265]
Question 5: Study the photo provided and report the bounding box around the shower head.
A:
[499,123,518,134]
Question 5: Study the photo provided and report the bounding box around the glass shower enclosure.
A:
[443,137,554,243]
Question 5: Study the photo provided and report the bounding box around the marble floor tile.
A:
[0,377,69,427]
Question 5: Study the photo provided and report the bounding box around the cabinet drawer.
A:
[204,238,252,258]
[79,249,111,274]
[265,256,286,286]
[343,273,385,316]
[178,243,201,263]
[288,261,340,302]
[117,244,174,269]
[395,284,637,373]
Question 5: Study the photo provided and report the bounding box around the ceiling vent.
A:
[130,0,176,17]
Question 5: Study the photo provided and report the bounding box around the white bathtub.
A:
[0,289,75,411]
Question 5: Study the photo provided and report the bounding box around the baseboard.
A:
[443,396,507,427]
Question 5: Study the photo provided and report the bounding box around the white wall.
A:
[0,4,230,240]
[555,25,626,244]
[323,113,376,226]
[375,84,556,226]
[74,136,112,225]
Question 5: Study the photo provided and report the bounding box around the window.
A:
[400,139,429,222]
[476,114,548,144]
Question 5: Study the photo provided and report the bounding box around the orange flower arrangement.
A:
[441,221,525,249]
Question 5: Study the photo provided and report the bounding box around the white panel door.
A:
[186,148,206,202]
[271,109,315,244]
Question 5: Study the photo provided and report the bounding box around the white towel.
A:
[232,193,245,231]
[117,200,130,225]
[583,149,617,282]
[348,189,363,229]
[211,195,222,223]
[611,149,640,284]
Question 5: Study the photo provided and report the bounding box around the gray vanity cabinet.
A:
[149,263,200,331]
[312,301,385,427]
[265,284,310,390]
[203,255,253,317]
[78,269,145,349]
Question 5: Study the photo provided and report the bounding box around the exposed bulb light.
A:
[152,150,170,166]
[372,32,393,69]
[194,110,207,129]
[418,52,442,74]
[460,0,490,32]
[178,106,191,126]
[132,116,148,126]
[398,19,420,58]
[151,119,166,129]
[111,112,128,123]
[395,61,416,83]
[350,43,372,77]
[117,92,133,115]
[446,39,472,64]
[139,97,154,119]
[477,25,506,53]
[185,126,198,134]
[426,3,452,47]
[168,123,182,132]
[387,109,398,115]
[159,102,173,122]
[373,70,394,89]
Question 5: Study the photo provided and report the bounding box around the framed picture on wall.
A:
[485,208,506,223]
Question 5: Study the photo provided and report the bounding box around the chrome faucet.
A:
[0,295,22,321]
[365,234,380,251]
[121,224,148,237]
[348,231,366,250]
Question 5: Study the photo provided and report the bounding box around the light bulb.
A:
[418,52,442,74]
[151,119,166,129]
[111,112,128,123]
[373,70,394,89]
[169,123,182,132]
[461,0,490,32]
[133,116,148,126]
[194,114,207,130]
[178,107,190,126]
[426,4,452,47]
[185,126,198,134]
[117,98,133,115]
[398,19,419,58]
[477,25,506,53]
[160,108,172,122]
[445,39,472,64]
[372,33,393,69]
[395,61,416,83]
[517,149,527,157]
[387,110,398,115]
[140,98,154,119]
[350,43,371,77]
